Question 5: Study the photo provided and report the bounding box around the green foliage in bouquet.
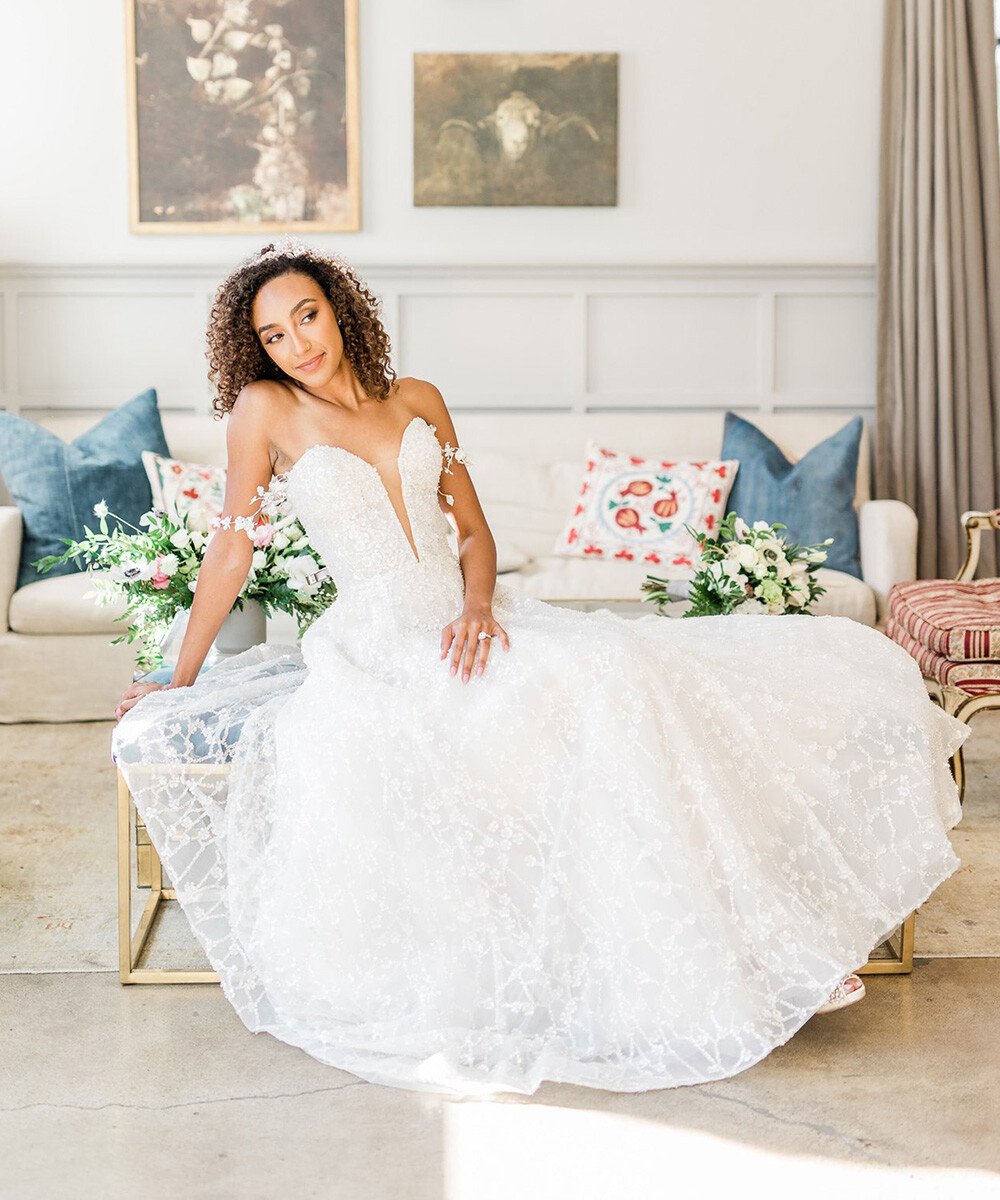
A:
[34,500,336,671]
[641,512,832,618]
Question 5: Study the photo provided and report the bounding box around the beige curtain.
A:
[877,0,1000,579]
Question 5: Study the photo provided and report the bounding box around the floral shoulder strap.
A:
[438,437,472,507]
[209,473,292,536]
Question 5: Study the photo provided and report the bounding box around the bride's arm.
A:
[408,380,511,681]
[413,381,498,610]
[115,388,276,715]
[168,394,275,685]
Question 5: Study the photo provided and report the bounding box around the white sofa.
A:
[0,409,917,722]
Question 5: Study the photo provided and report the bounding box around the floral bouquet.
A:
[34,493,336,671]
[641,513,832,617]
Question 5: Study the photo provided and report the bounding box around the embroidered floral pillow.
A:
[553,440,738,575]
[142,451,227,534]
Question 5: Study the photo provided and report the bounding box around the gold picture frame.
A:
[124,0,361,234]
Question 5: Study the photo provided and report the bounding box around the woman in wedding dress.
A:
[112,239,968,1097]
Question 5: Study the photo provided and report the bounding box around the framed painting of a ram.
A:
[125,0,360,232]
[413,52,618,207]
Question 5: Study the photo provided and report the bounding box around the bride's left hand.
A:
[441,603,510,683]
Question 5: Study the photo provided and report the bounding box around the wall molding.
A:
[0,261,876,419]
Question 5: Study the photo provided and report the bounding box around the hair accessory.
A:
[236,234,313,272]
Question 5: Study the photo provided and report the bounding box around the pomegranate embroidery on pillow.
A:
[553,440,738,576]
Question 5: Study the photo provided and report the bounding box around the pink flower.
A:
[252,523,275,547]
[150,572,171,590]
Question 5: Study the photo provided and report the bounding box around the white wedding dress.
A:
[112,415,969,1097]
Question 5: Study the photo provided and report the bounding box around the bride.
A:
[113,237,968,1097]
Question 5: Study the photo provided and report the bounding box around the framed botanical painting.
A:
[125,0,360,233]
[414,52,618,207]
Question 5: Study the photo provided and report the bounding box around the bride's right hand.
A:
[115,681,167,721]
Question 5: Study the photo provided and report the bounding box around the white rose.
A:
[170,529,191,549]
[721,559,743,580]
[283,554,320,592]
[251,550,267,571]
[734,598,769,615]
[729,544,758,571]
[186,507,212,534]
[786,589,806,607]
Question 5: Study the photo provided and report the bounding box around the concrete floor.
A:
[2,959,999,1199]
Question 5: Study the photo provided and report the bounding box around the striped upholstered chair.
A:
[886,509,1000,803]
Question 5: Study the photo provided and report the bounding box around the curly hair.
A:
[206,241,396,419]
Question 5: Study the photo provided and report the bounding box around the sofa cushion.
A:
[551,439,738,574]
[502,559,876,625]
[0,389,169,590]
[9,571,128,635]
[143,450,227,529]
[721,411,863,579]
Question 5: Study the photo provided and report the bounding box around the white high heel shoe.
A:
[815,973,866,1015]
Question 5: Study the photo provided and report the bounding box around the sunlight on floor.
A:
[443,1101,999,1199]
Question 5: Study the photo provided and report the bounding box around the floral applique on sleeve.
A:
[438,438,472,507]
[209,473,292,536]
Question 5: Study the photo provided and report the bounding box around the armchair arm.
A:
[858,499,918,621]
[0,506,23,632]
[956,509,1000,582]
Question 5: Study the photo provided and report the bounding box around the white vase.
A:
[155,599,267,670]
[213,599,268,659]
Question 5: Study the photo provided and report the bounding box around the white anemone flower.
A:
[109,559,155,584]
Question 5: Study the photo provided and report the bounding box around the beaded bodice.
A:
[281,416,476,631]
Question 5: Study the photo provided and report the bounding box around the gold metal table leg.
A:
[858,912,915,975]
[117,766,220,985]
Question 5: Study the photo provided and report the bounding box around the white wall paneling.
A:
[0,262,875,422]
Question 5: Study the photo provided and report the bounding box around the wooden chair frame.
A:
[929,508,1000,804]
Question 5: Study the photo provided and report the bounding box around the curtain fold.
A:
[877,0,1000,578]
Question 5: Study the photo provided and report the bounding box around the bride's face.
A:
[252,270,344,384]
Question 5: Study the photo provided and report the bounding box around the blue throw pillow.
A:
[0,388,170,589]
[720,411,863,579]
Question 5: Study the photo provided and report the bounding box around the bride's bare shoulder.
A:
[392,376,450,423]
[223,381,294,465]
[230,378,290,415]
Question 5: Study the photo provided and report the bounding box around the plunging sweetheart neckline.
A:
[285,415,431,564]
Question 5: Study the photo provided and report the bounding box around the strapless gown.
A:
[112,415,968,1096]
